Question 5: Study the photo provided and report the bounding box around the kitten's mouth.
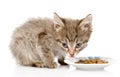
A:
[70,54,74,58]
[66,53,75,58]
[69,53,78,58]
[65,52,77,58]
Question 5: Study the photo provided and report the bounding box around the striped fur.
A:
[10,13,92,68]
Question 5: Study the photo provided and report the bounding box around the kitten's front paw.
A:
[34,62,45,68]
[47,62,57,68]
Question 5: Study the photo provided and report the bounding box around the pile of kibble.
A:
[75,59,108,64]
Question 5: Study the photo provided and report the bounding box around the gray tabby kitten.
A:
[10,13,92,68]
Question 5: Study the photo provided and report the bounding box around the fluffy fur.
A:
[10,13,92,68]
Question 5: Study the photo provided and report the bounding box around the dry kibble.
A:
[84,60,89,64]
[75,58,108,64]
[88,61,93,64]
[97,59,104,63]
[91,59,97,63]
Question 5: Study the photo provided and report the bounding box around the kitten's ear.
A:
[79,14,92,31]
[53,12,64,31]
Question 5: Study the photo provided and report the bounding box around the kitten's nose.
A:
[70,54,74,58]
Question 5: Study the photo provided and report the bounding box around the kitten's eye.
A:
[76,43,81,48]
[62,43,68,48]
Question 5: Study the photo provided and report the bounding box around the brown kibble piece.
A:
[91,59,97,63]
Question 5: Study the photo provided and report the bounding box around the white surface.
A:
[3,61,120,77]
[0,0,120,77]
[64,57,114,70]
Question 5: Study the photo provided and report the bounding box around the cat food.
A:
[75,59,108,64]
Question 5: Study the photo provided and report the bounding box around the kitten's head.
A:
[53,13,92,58]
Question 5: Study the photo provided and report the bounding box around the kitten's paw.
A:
[47,62,57,68]
[58,60,68,65]
[58,57,68,65]
[34,62,45,68]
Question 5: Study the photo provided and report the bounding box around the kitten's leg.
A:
[33,61,45,67]
[58,56,68,65]
[36,32,57,68]
[35,32,57,68]
[41,48,57,68]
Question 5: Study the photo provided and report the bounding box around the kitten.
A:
[9,13,92,68]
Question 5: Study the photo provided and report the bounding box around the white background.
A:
[0,0,120,77]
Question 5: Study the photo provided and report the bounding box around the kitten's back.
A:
[12,18,53,40]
